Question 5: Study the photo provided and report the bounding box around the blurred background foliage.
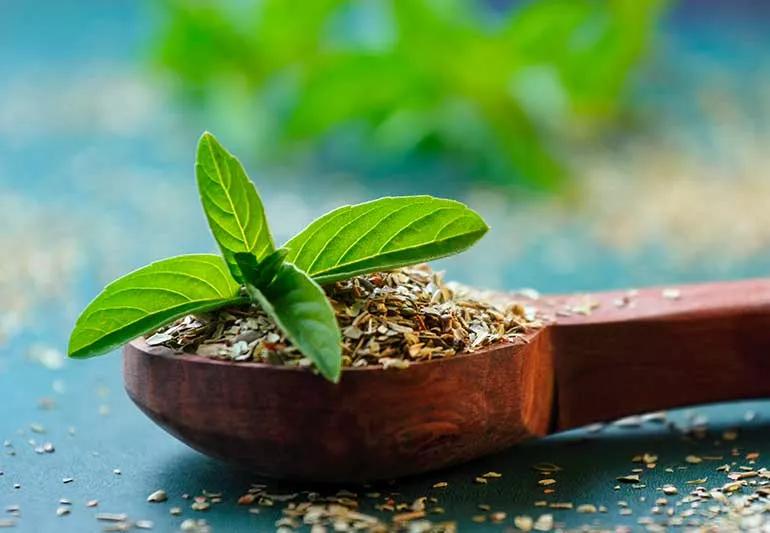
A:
[154,0,667,191]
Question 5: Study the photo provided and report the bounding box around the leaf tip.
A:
[66,339,88,359]
[468,206,491,235]
[66,323,107,359]
[66,328,83,358]
[322,365,342,384]
[318,345,343,384]
[197,131,221,153]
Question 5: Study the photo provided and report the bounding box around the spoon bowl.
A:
[124,331,552,482]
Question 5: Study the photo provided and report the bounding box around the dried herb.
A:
[155,265,534,370]
[68,132,489,381]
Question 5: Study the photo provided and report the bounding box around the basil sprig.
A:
[68,132,489,381]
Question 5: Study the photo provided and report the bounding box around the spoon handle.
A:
[545,278,770,430]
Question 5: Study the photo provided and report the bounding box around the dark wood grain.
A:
[123,277,770,482]
[549,278,770,430]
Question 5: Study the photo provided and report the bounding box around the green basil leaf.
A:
[283,196,489,285]
[234,253,342,382]
[196,131,275,282]
[68,254,246,359]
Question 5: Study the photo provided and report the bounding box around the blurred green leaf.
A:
[154,0,667,190]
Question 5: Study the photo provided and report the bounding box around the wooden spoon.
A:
[124,278,770,482]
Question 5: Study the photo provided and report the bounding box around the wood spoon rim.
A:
[128,333,535,375]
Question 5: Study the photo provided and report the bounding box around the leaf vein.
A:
[333,202,428,267]
[376,206,456,254]
[205,137,251,253]
[306,203,384,273]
